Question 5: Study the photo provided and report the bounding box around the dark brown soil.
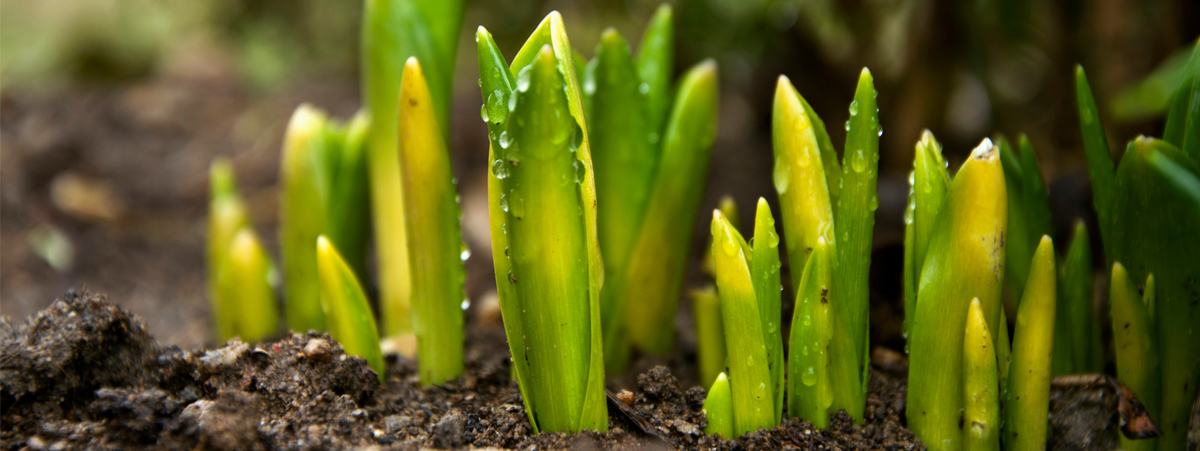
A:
[2,290,931,450]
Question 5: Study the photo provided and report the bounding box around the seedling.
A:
[217,228,281,344]
[397,57,465,386]
[316,235,385,381]
[1002,236,1057,451]
[703,372,734,438]
[586,4,721,370]
[207,158,251,342]
[772,68,878,425]
[475,13,607,433]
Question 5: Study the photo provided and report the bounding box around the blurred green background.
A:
[1,0,1197,348]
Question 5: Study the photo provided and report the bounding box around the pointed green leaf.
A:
[279,105,330,332]
[703,372,734,438]
[835,68,879,384]
[772,75,836,288]
[1053,221,1101,376]
[1111,38,1200,121]
[999,135,1052,303]
[1002,236,1056,451]
[317,236,385,381]
[691,286,726,389]
[218,228,280,344]
[787,236,834,428]
[1111,262,1160,451]
[636,4,674,134]
[325,111,373,281]
[908,139,1008,450]
[963,298,1000,451]
[1075,65,1115,258]
[912,130,951,289]
[712,210,775,436]
[398,58,465,386]
[751,198,784,423]
[622,60,720,355]
[702,195,739,278]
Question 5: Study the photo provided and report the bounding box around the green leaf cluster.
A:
[475,13,607,433]
[582,4,722,371]
[772,68,878,427]
[207,158,280,344]
[279,105,371,333]
[1077,47,1200,449]
[317,235,385,381]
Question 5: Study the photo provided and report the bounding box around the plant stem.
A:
[963,298,999,451]
[1110,262,1160,451]
[316,236,385,381]
[703,372,734,438]
[787,236,834,427]
[691,286,726,389]
[751,198,784,423]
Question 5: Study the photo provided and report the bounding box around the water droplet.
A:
[849,100,859,116]
[907,170,915,186]
[573,159,587,183]
[877,126,883,137]
[843,231,850,242]
[768,230,779,248]
[493,159,508,179]
[767,322,777,333]
[480,104,490,123]
[461,299,471,310]
[800,344,809,356]
[922,181,932,194]
[648,132,660,145]
[499,194,509,212]
[460,247,472,262]
[868,195,878,211]
[757,382,768,397]
[516,66,532,93]
[499,131,511,149]
[508,90,519,112]
[801,366,817,386]
[773,155,791,194]
[746,355,756,366]
[639,83,650,95]
[844,120,851,132]
[851,149,867,172]
[504,246,510,257]
[1081,107,1094,124]
[803,314,812,326]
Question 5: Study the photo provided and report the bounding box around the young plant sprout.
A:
[787,236,836,428]
[1052,221,1102,376]
[996,135,1052,303]
[475,13,607,433]
[316,235,385,381]
[217,228,281,344]
[693,196,736,389]
[902,131,950,339]
[586,4,720,371]
[703,371,734,438]
[1002,236,1056,451]
[207,158,251,342]
[710,207,780,436]
[963,298,999,451]
[1077,52,1200,449]
[1110,263,1159,451]
[279,105,371,333]
[397,57,464,386]
[362,0,465,341]
[906,138,1007,451]
[772,68,877,425]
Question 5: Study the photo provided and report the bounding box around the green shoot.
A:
[1052,221,1102,376]
[691,286,726,390]
[398,57,464,386]
[1002,236,1056,451]
[207,158,250,342]
[476,13,607,433]
[907,139,1007,451]
[217,228,280,344]
[617,58,720,360]
[1111,262,1160,451]
[1074,66,1115,256]
[787,237,834,428]
[710,210,775,436]
[703,372,734,438]
[750,198,784,423]
[834,68,879,377]
[997,135,1052,301]
[316,235,384,381]
[963,298,999,451]
[1109,137,1200,449]
[362,0,465,341]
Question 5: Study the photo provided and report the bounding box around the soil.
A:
[5,290,1160,451]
